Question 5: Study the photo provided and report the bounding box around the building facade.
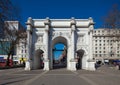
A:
[0,21,26,64]
[25,17,95,71]
[93,29,120,63]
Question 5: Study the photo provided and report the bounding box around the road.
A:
[0,65,120,85]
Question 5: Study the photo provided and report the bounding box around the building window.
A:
[95,51,97,53]
[104,51,105,53]
[99,44,101,46]
[99,51,101,53]
[25,50,27,53]
[21,50,23,53]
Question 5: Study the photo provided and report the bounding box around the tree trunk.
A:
[11,54,13,66]
[6,53,10,66]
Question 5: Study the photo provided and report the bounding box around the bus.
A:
[0,59,13,67]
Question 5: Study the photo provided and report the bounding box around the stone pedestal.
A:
[87,59,95,71]
[25,60,32,70]
[70,59,77,71]
[43,59,49,70]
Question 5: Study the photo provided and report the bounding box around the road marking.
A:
[79,75,98,85]
[71,71,79,75]
[23,71,48,85]
[72,71,98,85]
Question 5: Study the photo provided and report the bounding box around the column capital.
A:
[71,25,76,31]
[45,25,49,32]
[26,17,33,32]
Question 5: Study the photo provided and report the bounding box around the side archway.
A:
[76,49,85,69]
[33,49,44,69]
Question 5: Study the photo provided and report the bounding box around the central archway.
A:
[50,36,68,70]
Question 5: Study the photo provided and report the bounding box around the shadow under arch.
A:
[76,49,85,69]
[34,49,44,69]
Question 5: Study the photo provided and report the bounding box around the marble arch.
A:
[25,17,95,71]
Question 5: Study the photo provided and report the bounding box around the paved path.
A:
[0,66,120,85]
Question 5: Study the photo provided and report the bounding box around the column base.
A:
[25,60,32,70]
[69,59,77,71]
[43,59,49,71]
[87,59,96,71]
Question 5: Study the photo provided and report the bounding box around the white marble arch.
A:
[25,17,95,71]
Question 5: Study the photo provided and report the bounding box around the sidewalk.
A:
[96,65,120,75]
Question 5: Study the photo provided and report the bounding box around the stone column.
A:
[43,17,50,70]
[89,30,93,60]
[87,17,95,71]
[87,30,95,71]
[70,17,76,71]
[25,17,33,70]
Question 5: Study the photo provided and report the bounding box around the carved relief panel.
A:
[52,31,71,39]
[37,35,43,43]
[77,35,84,45]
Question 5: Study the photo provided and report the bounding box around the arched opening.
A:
[76,49,84,70]
[34,49,44,69]
[51,36,68,69]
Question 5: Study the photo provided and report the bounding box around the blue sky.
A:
[12,0,120,28]
[54,43,64,60]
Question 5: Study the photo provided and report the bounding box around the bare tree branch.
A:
[103,4,120,29]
